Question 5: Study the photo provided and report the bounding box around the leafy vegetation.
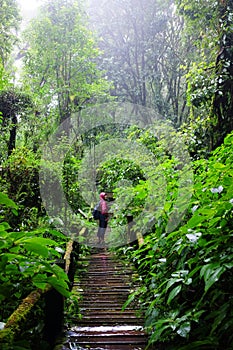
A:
[119,131,233,349]
[0,190,70,348]
[0,0,233,348]
[89,0,189,122]
[22,0,111,125]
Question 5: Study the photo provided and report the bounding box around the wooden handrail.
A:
[0,285,52,344]
[64,239,74,274]
[0,234,80,347]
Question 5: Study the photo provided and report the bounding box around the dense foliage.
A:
[175,0,233,151]
[88,0,189,123]
[22,0,111,125]
[0,190,71,348]
[0,0,233,349]
[121,131,233,349]
[0,0,21,67]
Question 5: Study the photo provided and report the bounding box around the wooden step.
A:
[56,249,148,349]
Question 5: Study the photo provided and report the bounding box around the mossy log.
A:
[0,237,77,346]
[64,239,74,274]
[0,285,51,345]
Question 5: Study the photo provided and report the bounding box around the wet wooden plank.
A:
[57,248,149,350]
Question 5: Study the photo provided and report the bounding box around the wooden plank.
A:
[58,248,149,349]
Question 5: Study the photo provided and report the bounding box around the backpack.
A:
[92,202,100,220]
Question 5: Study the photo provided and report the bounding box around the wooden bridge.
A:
[54,247,149,350]
[0,227,151,349]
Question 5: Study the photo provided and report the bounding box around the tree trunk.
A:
[8,114,17,157]
[211,0,233,149]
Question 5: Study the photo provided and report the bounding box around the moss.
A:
[0,286,51,345]
[64,239,74,274]
[0,238,74,346]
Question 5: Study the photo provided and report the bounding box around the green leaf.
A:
[200,263,226,292]
[50,263,69,281]
[32,274,48,290]
[20,237,56,246]
[208,216,221,227]
[178,339,219,350]
[47,229,67,239]
[4,253,24,261]
[213,162,225,169]
[47,276,70,297]
[0,192,18,209]
[9,231,28,241]
[167,285,182,304]
[33,281,48,290]
[166,278,183,292]
[47,275,69,289]
[210,302,228,334]
[122,292,136,310]
[24,242,49,257]
[122,286,147,311]
[148,323,171,343]
[12,208,19,216]
[187,214,207,228]
[205,266,226,292]
[0,222,11,231]
[11,339,31,350]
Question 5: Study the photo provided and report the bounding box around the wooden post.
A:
[43,288,64,347]
[136,231,144,246]
[126,215,144,246]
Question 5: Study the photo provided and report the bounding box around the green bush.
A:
[120,132,233,349]
[0,192,70,323]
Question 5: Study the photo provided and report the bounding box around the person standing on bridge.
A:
[97,192,109,246]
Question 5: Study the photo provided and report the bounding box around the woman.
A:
[97,192,108,246]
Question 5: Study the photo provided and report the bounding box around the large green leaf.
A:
[166,278,183,292]
[200,263,226,292]
[23,242,49,257]
[47,276,70,297]
[50,263,69,281]
[47,229,67,239]
[167,285,182,304]
[19,237,56,246]
[0,192,18,209]
[32,274,49,290]
[0,222,11,231]
[187,214,207,228]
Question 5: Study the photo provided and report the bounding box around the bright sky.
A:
[17,0,43,22]
[14,0,43,76]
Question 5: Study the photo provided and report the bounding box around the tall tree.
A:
[176,0,233,150]
[212,0,233,148]
[22,0,111,125]
[0,89,33,157]
[0,0,21,67]
[88,0,189,123]
[0,1,26,161]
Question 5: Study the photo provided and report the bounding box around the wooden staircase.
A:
[56,248,149,350]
